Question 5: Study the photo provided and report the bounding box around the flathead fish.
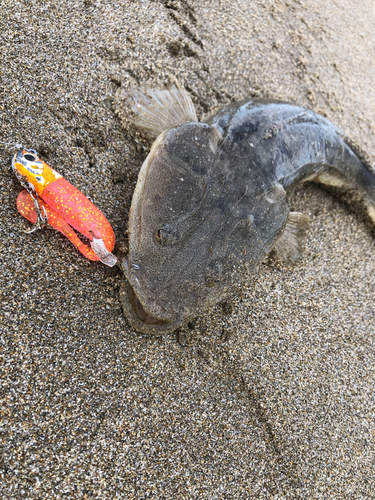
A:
[120,85,375,334]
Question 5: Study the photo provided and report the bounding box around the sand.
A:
[1,0,375,498]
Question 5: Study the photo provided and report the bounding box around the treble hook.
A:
[21,189,49,233]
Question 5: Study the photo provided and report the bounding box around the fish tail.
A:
[315,137,375,226]
[342,135,375,225]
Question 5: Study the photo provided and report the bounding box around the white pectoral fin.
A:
[130,83,198,138]
[274,211,310,263]
[265,183,287,204]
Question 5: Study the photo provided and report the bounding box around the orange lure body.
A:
[12,149,117,266]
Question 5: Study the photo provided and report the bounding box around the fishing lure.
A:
[12,149,117,266]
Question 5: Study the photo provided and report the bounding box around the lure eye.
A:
[153,224,180,247]
[24,153,36,162]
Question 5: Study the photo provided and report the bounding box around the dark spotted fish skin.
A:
[207,99,375,198]
[121,97,375,335]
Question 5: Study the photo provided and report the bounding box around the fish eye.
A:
[153,224,180,247]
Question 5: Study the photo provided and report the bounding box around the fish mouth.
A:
[119,278,184,336]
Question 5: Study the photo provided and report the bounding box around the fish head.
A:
[121,121,230,334]
[12,149,61,196]
[121,119,289,335]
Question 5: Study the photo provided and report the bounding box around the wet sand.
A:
[1,0,375,497]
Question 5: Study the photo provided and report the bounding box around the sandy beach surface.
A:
[1,0,375,498]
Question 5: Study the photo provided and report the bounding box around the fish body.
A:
[120,89,375,334]
[12,150,117,266]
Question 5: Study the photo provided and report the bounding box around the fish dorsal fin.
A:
[130,83,198,138]
[274,211,310,263]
